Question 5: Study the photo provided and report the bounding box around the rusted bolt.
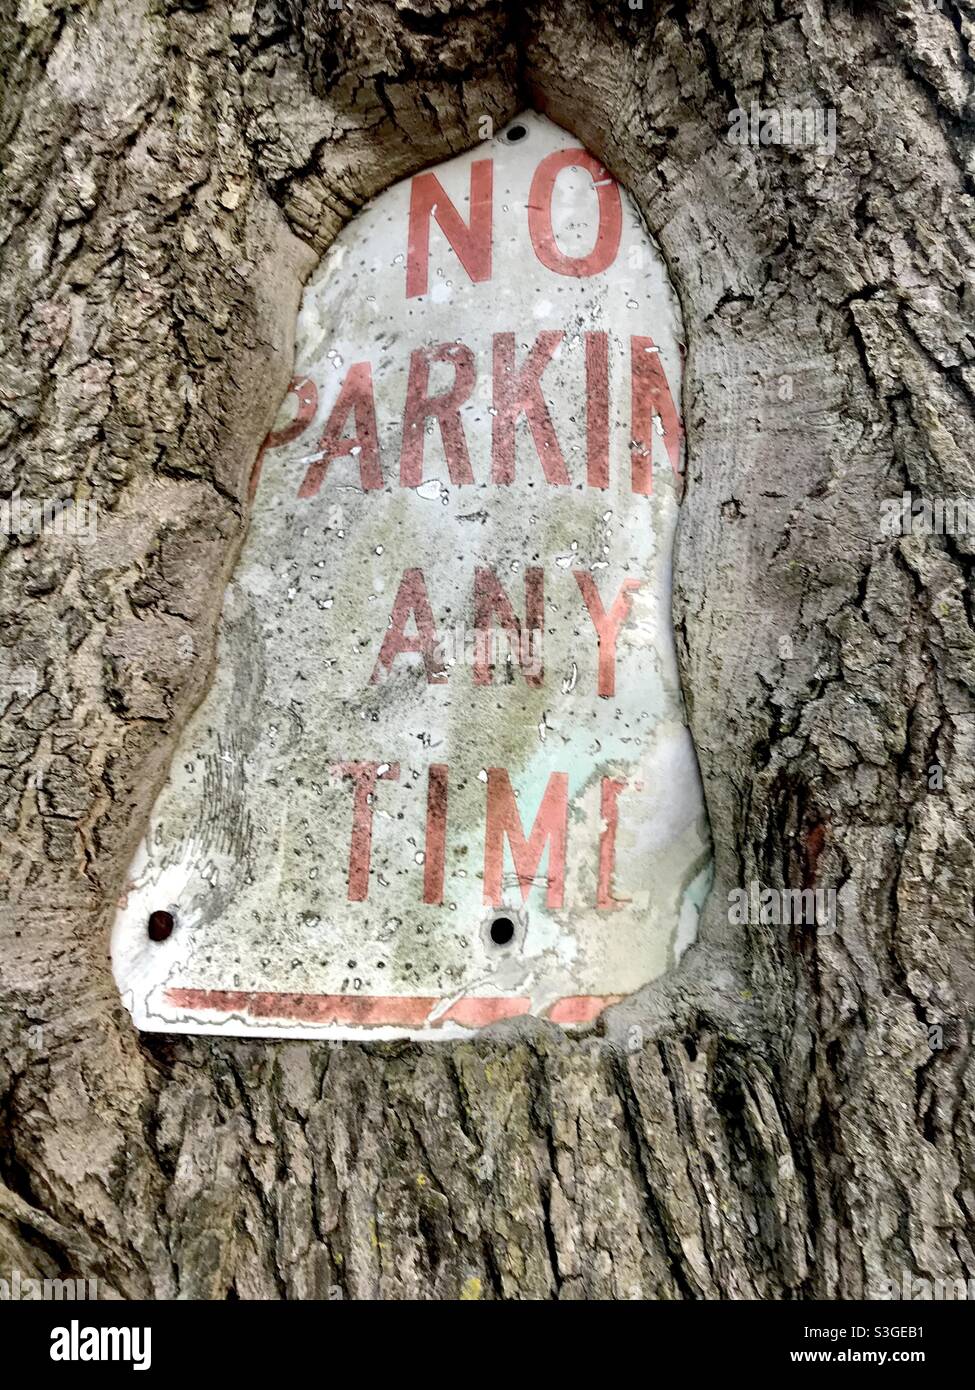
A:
[147,910,174,942]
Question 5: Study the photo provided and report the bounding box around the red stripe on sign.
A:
[165,989,435,1027]
[166,990,529,1029]
[546,995,623,1024]
[164,989,622,1029]
[438,996,532,1027]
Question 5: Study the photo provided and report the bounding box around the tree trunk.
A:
[1,0,972,1299]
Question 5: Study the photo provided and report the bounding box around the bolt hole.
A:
[489,915,515,946]
[148,910,174,942]
[505,124,527,143]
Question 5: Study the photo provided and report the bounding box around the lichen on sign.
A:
[112,112,713,1040]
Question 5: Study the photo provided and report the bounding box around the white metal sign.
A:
[112,113,712,1039]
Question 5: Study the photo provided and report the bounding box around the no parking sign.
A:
[112,113,712,1039]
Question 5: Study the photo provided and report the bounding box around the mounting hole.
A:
[147,909,174,942]
[504,124,528,143]
[489,915,515,946]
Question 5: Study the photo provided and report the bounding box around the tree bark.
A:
[1,0,973,1299]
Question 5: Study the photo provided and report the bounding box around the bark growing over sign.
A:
[1,0,973,1297]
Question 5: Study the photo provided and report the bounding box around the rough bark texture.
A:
[1,0,973,1299]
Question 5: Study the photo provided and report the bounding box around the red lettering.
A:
[484,769,568,908]
[528,150,622,278]
[371,568,445,685]
[630,336,684,496]
[250,375,318,502]
[400,343,476,486]
[585,331,609,489]
[298,362,382,498]
[491,331,569,486]
[574,572,642,697]
[473,567,544,687]
[423,764,449,905]
[406,161,493,299]
[597,778,629,910]
[332,761,400,902]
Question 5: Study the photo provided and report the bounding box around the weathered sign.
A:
[112,113,712,1039]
